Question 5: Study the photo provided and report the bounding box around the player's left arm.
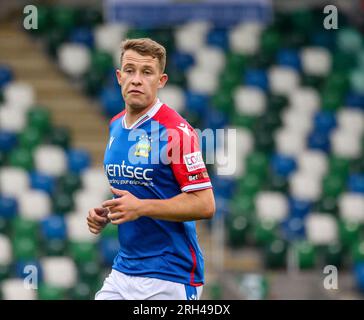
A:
[103,186,215,224]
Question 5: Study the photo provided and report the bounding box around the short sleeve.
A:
[167,124,212,193]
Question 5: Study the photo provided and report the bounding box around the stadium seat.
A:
[0,65,13,89]
[1,279,36,300]
[289,87,320,115]
[99,238,120,266]
[234,86,266,116]
[337,108,364,136]
[68,27,94,48]
[38,283,65,300]
[337,27,362,53]
[94,23,128,55]
[158,85,185,113]
[0,195,17,219]
[292,240,316,269]
[282,108,313,135]
[290,171,322,201]
[74,189,106,214]
[3,82,35,110]
[30,171,55,194]
[34,145,67,177]
[297,150,328,178]
[0,105,26,133]
[52,191,74,214]
[66,213,98,242]
[275,128,306,157]
[69,241,98,264]
[331,128,362,159]
[186,66,218,95]
[270,153,297,178]
[0,167,29,197]
[67,149,91,174]
[81,168,109,196]
[41,257,77,289]
[268,66,300,95]
[175,21,211,54]
[229,22,263,55]
[339,193,364,223]
[305,214,338,245]
[255,191,288,223]
[0,235,12,265]
[195,46,226,74]
[0,131,17,153]
[13,236,38,261]
[18,190,51,220]
[19,127,43,151]
[27,108,51,135]
[40,216,67,240]
[58,43,91,78]
[348,174,364,194]
[301,47,332,76]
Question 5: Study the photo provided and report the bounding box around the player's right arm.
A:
[87,207,110,234]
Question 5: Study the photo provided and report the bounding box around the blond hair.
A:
[120,38,166,73]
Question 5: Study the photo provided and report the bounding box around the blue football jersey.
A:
[103,99,212,286]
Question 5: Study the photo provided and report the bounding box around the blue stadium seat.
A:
[185,90,210,114]
[307,130,331,153]
[0,65,13,89]
[345,92,364,110]
[207,28,229,51]
[288,197,312,219]
[348,174,364,194]
[313,111,337,134]
[15,260,43,282]
[40,215,67,240]
[0,131,17,152]
[99,87,125,118]
[68,27,94,48]
[170,51,195,71]
[0,195,18,219]
[270,153,297,178]
[280,216,306,241]
[243,69,268,91]
[354,262,364,293]
[276,48,301,71]
[30,171,56,195]
[67,149,91,174]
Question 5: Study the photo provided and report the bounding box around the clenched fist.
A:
[87,207,110,234]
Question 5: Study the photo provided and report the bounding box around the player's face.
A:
[116,50,168,110]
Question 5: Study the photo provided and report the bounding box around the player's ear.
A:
[116,69,122,86]
[158,73,168,89]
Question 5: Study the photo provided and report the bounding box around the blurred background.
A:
[0,0,364,300]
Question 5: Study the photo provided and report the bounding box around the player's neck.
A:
[124,98,157,128]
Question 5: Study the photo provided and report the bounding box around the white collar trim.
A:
[122,99,163,129]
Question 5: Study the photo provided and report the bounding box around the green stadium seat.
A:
[253,219,278,246]
[328,155,350,179]
[52,6,77,32]
[246,152,268,180]
[57,172,82,195]
[101,223,119,239]
[231,114,257,131]
[78,261,102,291]
[12,217,38,239]
[322,174,345,198]
[238,173,263,197]
[68,282,92,300]
[38,283,65,300]
[260,28,281,55]
[69,241,98,264]
[42,238,67,256]
[83,69,106,96]
[52,192,74,214]
[76,7,103,27]
[91,50,114,75]
[0,264,11,281]
[352,241,364,263]
[8,147,33,171]
[264,239,287,269]
[322,243,344,267]
[47,127,71,150]
[18,127,43,151]
[339,220,361,248]
[226,212,249,247]
[27,108,51,134]
[13,236,38,261]
[293,240,316,269]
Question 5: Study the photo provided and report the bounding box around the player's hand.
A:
[87,207,110,234]
[102,187,143,225]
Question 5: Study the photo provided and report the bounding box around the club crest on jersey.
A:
[135,135,151,158]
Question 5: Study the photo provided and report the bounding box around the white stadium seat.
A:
[34,145,67,177]
[337,108,364,136]
[186,66,218,95]
[41,257,77,289]
[339,193,364,223]
[269,66,300,95]
[0,235,12,265]
[301,47,332,76]
[18,190,51,220]
[297,150,328,179]
[158,85,186,113]
[282,107,313,135]
[234,86,266,116]
[66,213,99,243]
[290,171,322,201]
[1,279,36,300]
[74,189,107,214]
[289,87,320,115]
[3,82,35,110]
[0,167,29,197]
[331,128,362,159]
[305,214,338,245]
[94,23,128,55]
[275,128,306,157]
[195,46,226,74]
[0,105,26,133]
[229,22,263,55]
[58,43,91,78]
[255,192,288,223]
[214,146,245,178]
[175,21,211,54]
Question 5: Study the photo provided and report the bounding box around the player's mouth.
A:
[128,90,143,95]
